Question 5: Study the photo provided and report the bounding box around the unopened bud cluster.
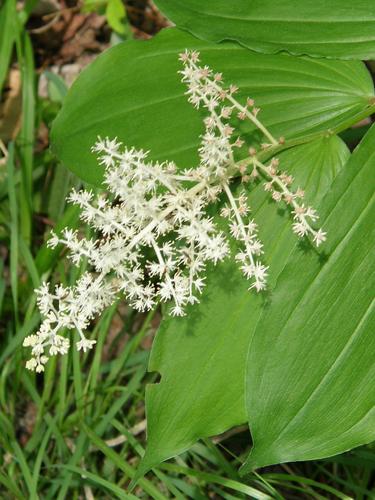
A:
[24,50,326,371]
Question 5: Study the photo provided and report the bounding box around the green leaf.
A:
[105,0,128,35]
[242,124,375,473]
[51,28,374,186]
[0,0,17,92]
[138,135,350,474]
[43,70,68,103]
[154,0,375,60]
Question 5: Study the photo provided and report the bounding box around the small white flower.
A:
[170,305,186,317]
[23,334,39,347]
[313,229,327,247]
[76,338,97,352]
[293,222,309,237]
[26,358,37,370]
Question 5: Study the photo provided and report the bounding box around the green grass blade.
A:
[86,304,117,400]
[6,142,19,321]
[19,235,40,288]
[0,471,24,499]
[59,465,135,499]
[30,428,52,499]
[93,367,145,436]
[0,312,39,366]
[47,163,73,221]
[16,31,35,245]
[161,464,272,500]
[11,440,34,497]
[0,260,5,317]
[35,204,80,275]
[263,473,352,500]
[52,431,88,500]
[82,423,168,500]
[0,0,16,91]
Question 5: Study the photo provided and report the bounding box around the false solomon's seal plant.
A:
[24,51,325,372]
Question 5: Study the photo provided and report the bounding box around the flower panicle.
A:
[24,50,326,370]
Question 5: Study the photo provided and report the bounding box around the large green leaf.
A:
[154,0,375,60]
[243,124,375,473]
[50,28,374,186]
[138,135,349,474]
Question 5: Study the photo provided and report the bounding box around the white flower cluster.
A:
[23,275,112,371]
[24,50,326,371]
